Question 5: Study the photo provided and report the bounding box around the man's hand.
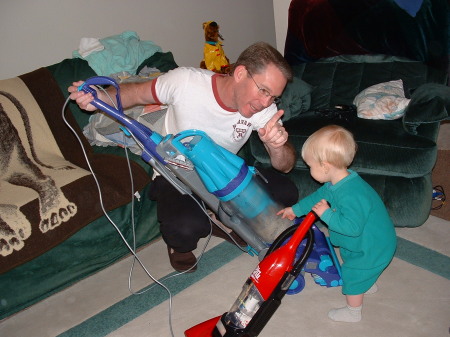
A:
[258,109,287,148]
[258,109,296,173]
[68,81,98,112]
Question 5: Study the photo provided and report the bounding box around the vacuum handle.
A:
[285,211,317,251]
[78,76,124,117]
[171,129,209,154]
[77,76,166,163]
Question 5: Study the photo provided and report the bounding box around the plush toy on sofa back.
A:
[200,21,230,74]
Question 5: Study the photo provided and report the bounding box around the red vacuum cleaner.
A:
[185,211,317,337]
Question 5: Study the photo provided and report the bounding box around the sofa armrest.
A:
[278,76,315,121]
[403,83,450,135]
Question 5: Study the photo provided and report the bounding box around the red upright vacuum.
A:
[185,211,317,337]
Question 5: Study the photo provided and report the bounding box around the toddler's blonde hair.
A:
[301,125,357,169]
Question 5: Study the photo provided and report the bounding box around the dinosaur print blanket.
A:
[0,68,150,273]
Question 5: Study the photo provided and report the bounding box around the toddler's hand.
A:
[312,199,329,217]
[276,207,296,221]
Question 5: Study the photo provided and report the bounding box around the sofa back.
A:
[292,55,447,110]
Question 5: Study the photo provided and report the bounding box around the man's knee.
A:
[160,209,210,252]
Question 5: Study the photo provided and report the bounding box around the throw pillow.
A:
[353,79,411,120]
[277,77,315,121]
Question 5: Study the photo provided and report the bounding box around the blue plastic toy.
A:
[286,218,342,294]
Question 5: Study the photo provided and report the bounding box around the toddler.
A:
[278,125,397,322]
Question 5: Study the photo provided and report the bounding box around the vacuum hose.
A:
[266,222,315,277]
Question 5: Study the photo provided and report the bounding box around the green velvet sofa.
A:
[0,53,177,320]
[243,54,449,228]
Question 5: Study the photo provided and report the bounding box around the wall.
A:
[273,0,291,54]
[0,0,278,80]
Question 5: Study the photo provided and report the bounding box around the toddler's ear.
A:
[322,161,330,174]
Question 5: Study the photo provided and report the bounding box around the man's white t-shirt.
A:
[152,67,278,154]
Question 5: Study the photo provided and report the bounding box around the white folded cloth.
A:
[77,37,104,58]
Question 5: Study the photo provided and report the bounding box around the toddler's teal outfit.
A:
[292,170,397,295]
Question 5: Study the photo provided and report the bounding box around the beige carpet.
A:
[118,217,449,337]
[1,214,448,337]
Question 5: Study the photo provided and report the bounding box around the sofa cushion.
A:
[249,114,438,178]
[250,96,441,179]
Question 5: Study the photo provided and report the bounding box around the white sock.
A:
[328,305,362,322]
[365,283,378,295]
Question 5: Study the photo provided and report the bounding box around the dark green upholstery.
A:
[403,83,450,130]
[244,55,449,228]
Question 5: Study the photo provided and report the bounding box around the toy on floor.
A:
[284,220,342,295]
[200,21,230,74]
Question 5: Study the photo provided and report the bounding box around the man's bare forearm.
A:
[104,80,156,109]
[264,141,296,173]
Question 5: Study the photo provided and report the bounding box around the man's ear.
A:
[234,65,247,82]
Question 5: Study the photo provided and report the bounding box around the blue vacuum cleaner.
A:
[77,76,341,289]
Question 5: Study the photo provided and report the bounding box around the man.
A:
[68,42,298,272]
